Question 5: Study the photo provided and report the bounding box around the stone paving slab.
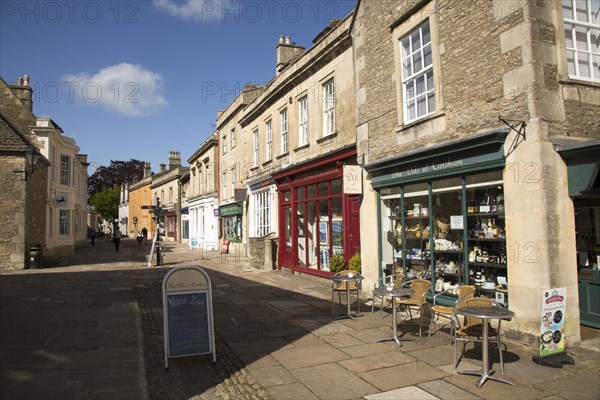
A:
[365,386,439,400]
[271,343,351,370]
[358,361,452,392]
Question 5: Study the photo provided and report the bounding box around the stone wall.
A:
[0,156,27,269]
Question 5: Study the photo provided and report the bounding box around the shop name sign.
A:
[391,159,465,179]
[343,165,362,194]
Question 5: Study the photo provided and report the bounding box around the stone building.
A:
[128,162,156,240]
[186,134,220,251]
[32,118,89,254]
[351,0,599,346]
[0,76,49,269]
[150,152,188,242]
[236,14,359,275]
[118,183,129,236]
[216,84,264,256]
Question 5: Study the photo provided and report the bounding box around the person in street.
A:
[141,226,148,244]
[112,226,121,252]
[88,226,97,246]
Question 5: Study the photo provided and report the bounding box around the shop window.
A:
[223,215,242,242]
[382,171,507,303]
[251,190,272,237]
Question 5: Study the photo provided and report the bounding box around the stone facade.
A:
[352,0,599,347]
[0,76,49,269]
[129,171,156,239]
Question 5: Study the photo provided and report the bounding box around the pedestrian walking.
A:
[88,226,97,246]
[112,226,121,252]
[141,226,148,244]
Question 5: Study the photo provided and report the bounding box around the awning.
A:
[365,130,509,188]
[558,143,600,198]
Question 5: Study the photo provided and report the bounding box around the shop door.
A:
[279,205,295,269]
[345,195,361,257]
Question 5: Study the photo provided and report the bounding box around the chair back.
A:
[333,270,361,291]
[409,279,430,304]
[458,285,476,300]
[393,274,405,289]
[460,296,493,327]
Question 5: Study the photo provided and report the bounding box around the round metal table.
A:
[331,274,364,321]
[456,306,515,388]
[372,287,414,346]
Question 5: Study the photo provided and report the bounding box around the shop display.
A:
[382,172,508,304]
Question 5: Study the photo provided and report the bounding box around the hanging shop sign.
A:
[343,165,362,194]
[163,266,216,368]
[234,189,247,202]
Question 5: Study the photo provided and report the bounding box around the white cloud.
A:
[62,63,167,117]
[153,0,234,22]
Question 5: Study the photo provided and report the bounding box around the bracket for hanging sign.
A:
[499,116,527,157]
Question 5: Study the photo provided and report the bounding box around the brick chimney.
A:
[159,163,166,173]
[276,36,304,75]
[168,151,181,170]
[9,74,33,111]
[143,162,152,178]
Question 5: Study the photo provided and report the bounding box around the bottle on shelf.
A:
[491,196,497,213]
[473,198,479,213]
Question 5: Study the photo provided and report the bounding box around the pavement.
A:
[1,238,599,400]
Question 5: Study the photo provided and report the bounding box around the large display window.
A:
[381,170,507,303]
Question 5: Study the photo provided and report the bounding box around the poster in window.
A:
[332,220,342,247]
[319,222,328,246]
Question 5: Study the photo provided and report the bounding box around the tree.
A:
[90,186,120,222]
[88,159,145,199]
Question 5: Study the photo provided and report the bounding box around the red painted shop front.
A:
[273,148,361,278]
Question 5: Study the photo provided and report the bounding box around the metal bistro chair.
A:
[371,273,405,318]
[331,270,361,313]
[452,297,506,372]
[428,285,476,339]
[396,279,431,337]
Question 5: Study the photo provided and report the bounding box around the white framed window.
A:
[323,79,335,136]
[59,209,70,236]
[231,128,236,148]
[251,189,272,237]
[400,19,435,123]
[563,0,600,81]
[231,166,236,196]
[60,155,71,186]
[299,96,308,146]
[49,208,53,238]
[222,171,227,199]
[253,129,259,166]
[280,108,288,154]
[266,120,272,161]
[161,190,165,204]
[169,187,173,204]
[222,134,227,154]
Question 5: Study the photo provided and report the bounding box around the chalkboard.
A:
[163,266,216,368]
[165,291,212,357]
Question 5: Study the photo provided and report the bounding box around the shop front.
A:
[559,143,600,328]
[366,131,510,306]
[273,148,361,278]
[165,210,177,242]
[219,202,243,245]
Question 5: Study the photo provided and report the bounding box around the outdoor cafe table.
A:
[456,306,515,388]
[331,273,364,321]
[373,287,414,346]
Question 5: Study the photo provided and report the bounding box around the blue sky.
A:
[1,0,356,173]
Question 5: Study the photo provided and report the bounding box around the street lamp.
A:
[14,147,41,181]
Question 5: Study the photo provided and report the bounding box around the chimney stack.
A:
[10,74,33,111]
[168,151,181,170]
[160,163,166,173]
[143,162,152,179]
[276,36,304,75]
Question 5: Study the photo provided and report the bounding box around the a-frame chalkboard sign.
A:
[163,266,216,369]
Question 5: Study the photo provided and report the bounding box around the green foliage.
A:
[329,253,346,273]
[90,186,120,221]
[349,251,361,273]
[88,159,145,200]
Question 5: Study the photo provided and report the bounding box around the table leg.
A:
[374,296,414,346]
[459,319,514,388]
[337,285,357,321]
